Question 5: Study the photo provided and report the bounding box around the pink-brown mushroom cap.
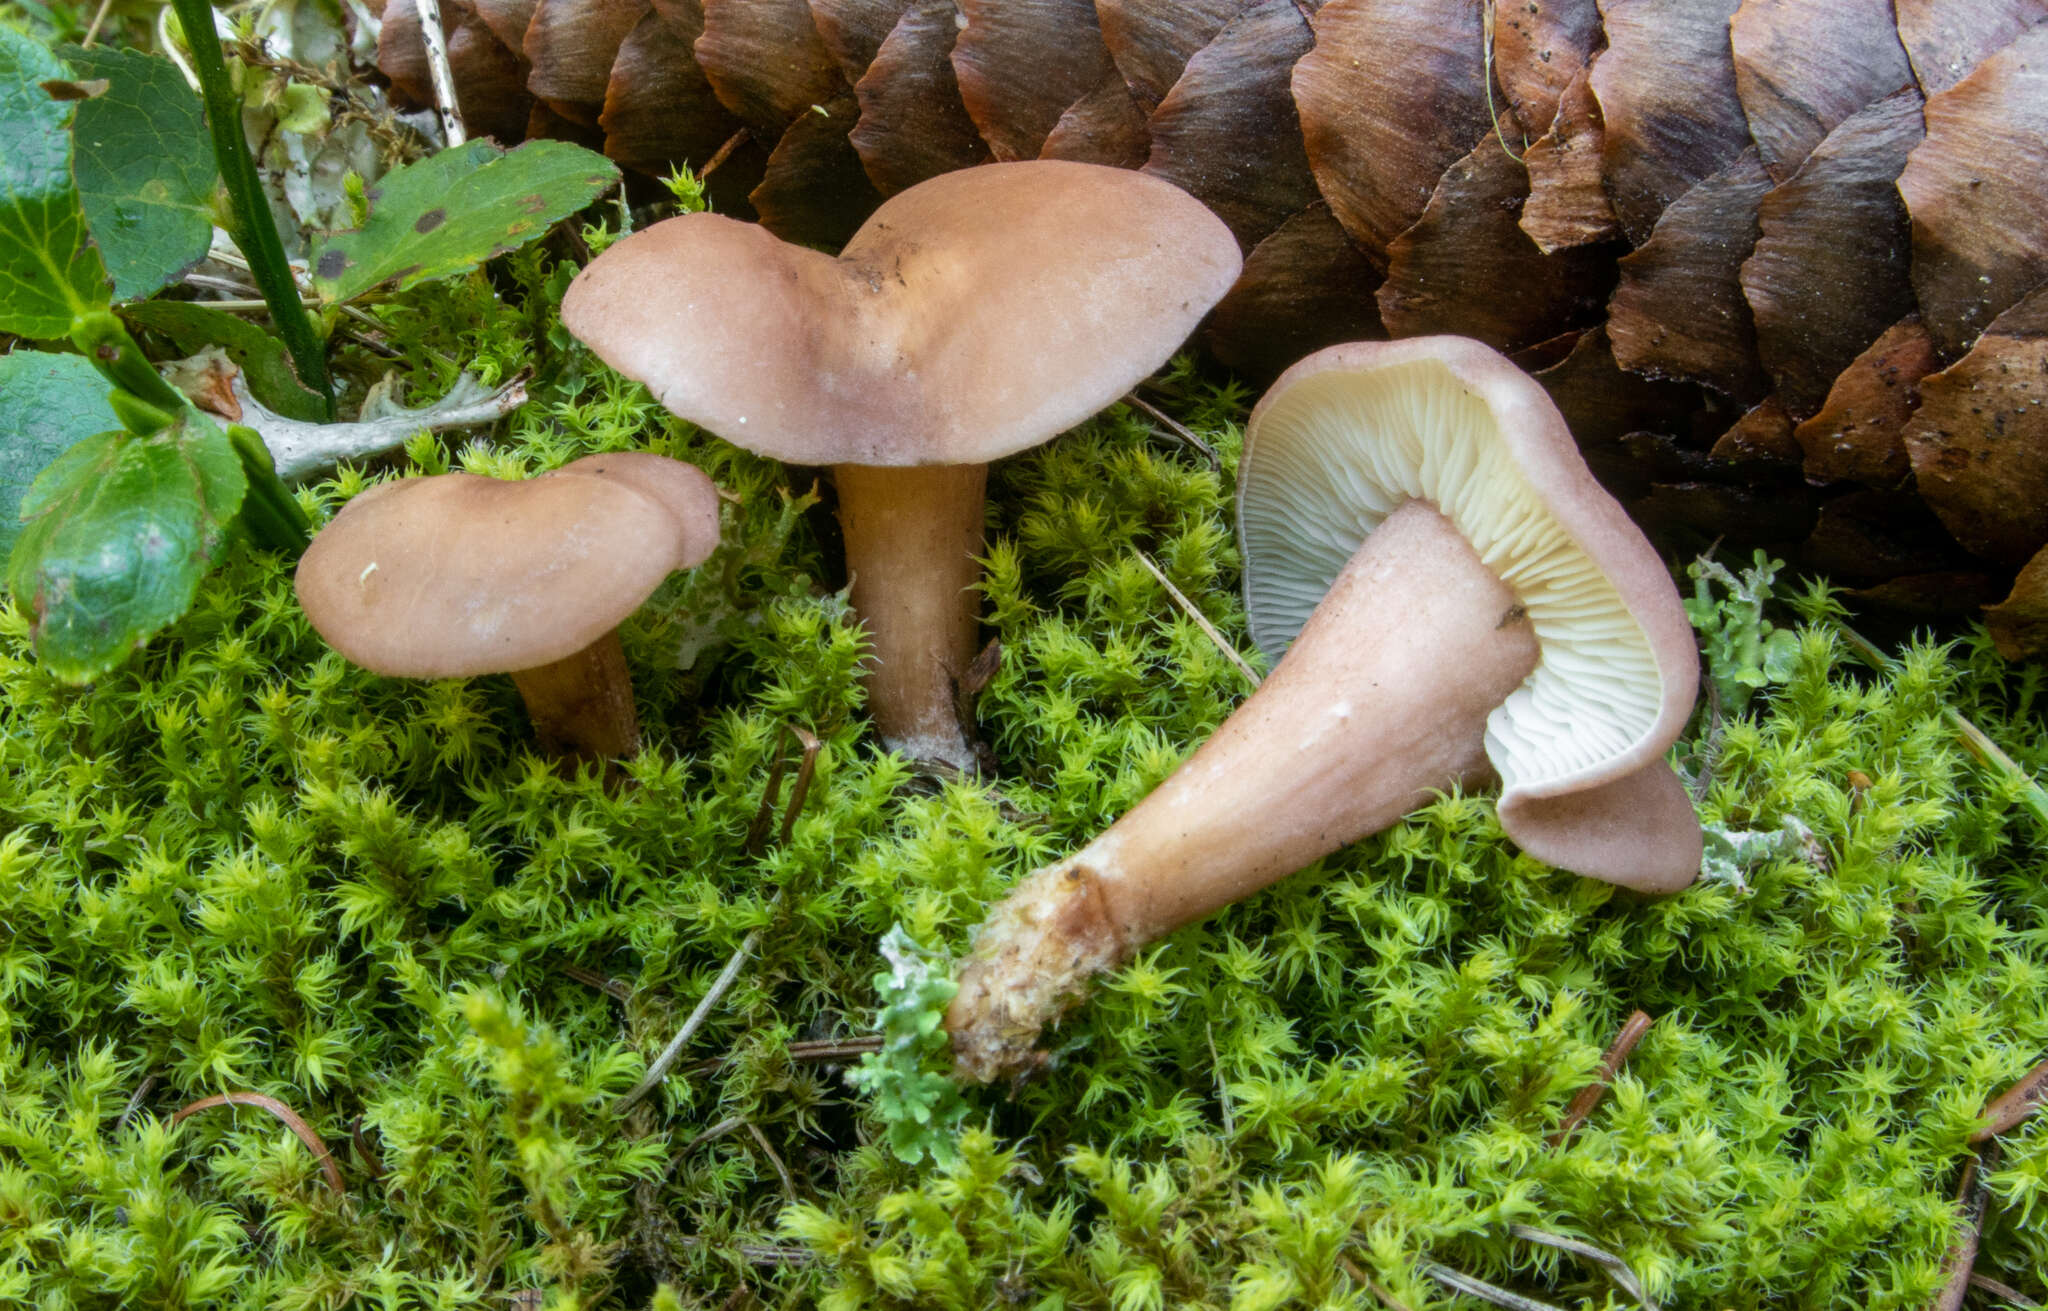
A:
[560,159,1242,466]
[295,453,721,678]
[1238,337,1702,892]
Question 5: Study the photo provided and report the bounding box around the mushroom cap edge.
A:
[1237,336,1701,889]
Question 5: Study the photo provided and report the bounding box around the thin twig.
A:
[777,728,822,850]
[674,1234,814,1266]
[350,1116,385,1182]
[183,298,323,312]
[673,1035,883,1083]
[1205,1021,1236,1137]
[611,719,816,1108]
[1948,714,2048,831]
[411,0,467,146]
[786,1036,882,1060]
[699,129,751,180]
[172,1092,345,1195]
[1339,1254,1417,1311]
[1934,1151,1994,1311]
[1133,550,1261,688]
[745,1121,798,1203]
[613,915,775,1114]
[1122,391,1221,471]
[1970,1274,2044,1309]
[1836,621,2048,830]
[114,1075,158,1131]
[1509,1225,1659,1310]
[682,1114,748,1151]
[81,0,116,46]
[1549,1010,1654,1148]
[1422,1262,1567,1311]
[744,729,794,855]
[184,273,260,297]
[746,726,821,855]
[557,959,634,1002]
[1974,1054,2048,1143]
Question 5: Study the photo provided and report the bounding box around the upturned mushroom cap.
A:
[1237,337,1701,891]
[560,159,1243,466]
[295,453,721,678]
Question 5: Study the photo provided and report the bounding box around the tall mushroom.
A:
[946,337,1702,1083]
[295,452,721,761]
[561,160,1241,772]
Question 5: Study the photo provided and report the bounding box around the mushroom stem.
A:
[946,500,1542,1082]
[833,462,988,772]
[508,630,641,761]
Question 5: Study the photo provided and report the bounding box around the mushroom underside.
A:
[947,499,1542,1081]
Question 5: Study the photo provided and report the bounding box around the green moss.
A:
[3,262,2046,1308]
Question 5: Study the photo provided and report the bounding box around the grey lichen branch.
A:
[239,366,528,483]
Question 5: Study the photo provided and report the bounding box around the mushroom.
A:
[561,159,1241,772]
[295,451,721,761]
[945,337,1702,1083]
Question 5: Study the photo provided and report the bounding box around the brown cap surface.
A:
[1238,337,1701,891]
[561,159,1242,466]
[296,455,721,678]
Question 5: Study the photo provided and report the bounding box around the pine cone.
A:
[379,0,2048,649]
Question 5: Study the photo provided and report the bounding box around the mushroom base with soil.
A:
[945,500,1542,1083]
[508,629,642,761]
[835,462,989,773]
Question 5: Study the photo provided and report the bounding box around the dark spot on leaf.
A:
[41,78,108,101]
[315,250,350,280]
[414,209,447,234]
[507,220,534,236]
[520,194,548,214]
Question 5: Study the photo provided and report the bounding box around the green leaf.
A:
[307,139,619,303]
[60,45,219,300]
[125,300,329,422]
[0,350,121,559]
[0,26,111,337]
[1760,626,1802,685]
[6,414,247,683]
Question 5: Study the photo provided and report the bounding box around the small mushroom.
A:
[562,159,1241,772]
[946,337,1701,1082]
[295,452,721,761]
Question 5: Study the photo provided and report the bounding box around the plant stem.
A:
[71,311,186,412]
[167,0,332,416]
[225,424,311,553]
